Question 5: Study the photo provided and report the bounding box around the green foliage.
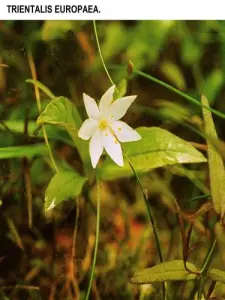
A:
[2,120,74,146]
[2,20,225,300]
[45,169,87,211]
[100,22,127,63]
[127,21,175,69]
[98,127,206,180]
[181,36,201,66]
[201,94,225,216]
[37,96,90,166]
[41,20,86,41]
[0,144,48,159]
[208,269,225,284]
[160,60,186,90]
[215,222,225,264]
[37,96,82,129]
[154,100,191,123]
[202,69,224,105]
[26,79,55,99]
[114,78,127,99]
[130,260,198,284]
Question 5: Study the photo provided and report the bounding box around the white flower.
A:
[78,85,141,168]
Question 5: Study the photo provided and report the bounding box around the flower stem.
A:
[197,238,217,300]
[93,21,116,88]
[127,158,163,262]
[125,154,166,299]
[85,178,101,300]
[71,197,80,298]
[133,68,225,120]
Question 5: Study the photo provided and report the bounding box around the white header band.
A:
[1,0,225,20]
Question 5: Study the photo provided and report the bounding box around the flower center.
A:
[98,119,108,131]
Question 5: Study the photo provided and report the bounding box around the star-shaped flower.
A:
[78,85,141,168]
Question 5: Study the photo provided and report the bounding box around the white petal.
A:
[83,93,100,120]
[111,121,142,142]
[109,95,137,120]
[99,85,115,116]
[78,119,98,140]
[102,128,123,166]
[89,129,103,168]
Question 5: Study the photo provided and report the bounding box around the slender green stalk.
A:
[197,278,205,300]
[200,239,217,274]
[126,156,163,262]
[93,21,115,87]
[108,63,225,120]
[42,125,59,172]
[85,178,101,300]
[197,238,217,300]
[189,194,211,202]
[27,47,59,173]
[92,21,166,297]
[71,197,80,298]
[133,68,225,120]
[125,154,166,300]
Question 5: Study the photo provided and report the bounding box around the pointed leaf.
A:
[214,222,225,264]
[130,260,198,284]
[160,60,186,90]
[168,165,209,194]
[114,78,127,99]
[45,169,87,211]
[26,79,55,99]
[2,120,74,146]
[201,94,225,215]
[202,69,224,106]
[37,96,90,166]
[0,144,48,159]
[181,37,201,65]
[208,268,225,284]
[155,100,191,123]
[98,127,207,180]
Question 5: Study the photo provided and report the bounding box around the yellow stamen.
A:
[99,120,108,131]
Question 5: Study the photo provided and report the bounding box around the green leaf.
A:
[181,37,201,66]
[45,169,87,211]
[0,144,48,159]
[37,96,82,129]
[202,69,224,105]
[155,100,191,123]
[168,165,209,194]
[114,78,127,99]
[2,120,74,146]
[214,222,225,264]
[26,79,55,99]
[201,94,225,215]
[127,21,174,70]
[130,260,198,284]
[160,61,186,90]
[41,20,75,41]
[98,127,207,180]
[37,96,90,166]
[100,22,127,62]
[207,136,225,161]
[208,268,225,284]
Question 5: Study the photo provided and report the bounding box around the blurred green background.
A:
[0,20,225,299]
